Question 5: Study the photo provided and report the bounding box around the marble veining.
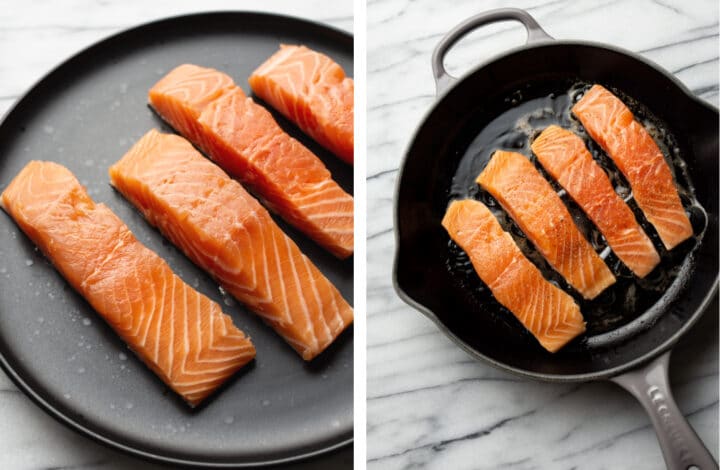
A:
[0,1,351,469]
[367,0,718,468]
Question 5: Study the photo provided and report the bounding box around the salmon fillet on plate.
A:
[1,161,255,406]
[249,45,354,164]
[110,130,353,361]
[148,64,353,259]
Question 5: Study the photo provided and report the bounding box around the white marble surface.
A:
[0,1,352,468]
[367,0,718,468]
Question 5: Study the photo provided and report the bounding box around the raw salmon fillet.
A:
[572,84,693,250]
[477,151,616,299]
[1,161,255,406]
[442,199,585,352]
[109,130,353,361]
[148,64,353,259]
[532,125,660,278]
[249,45,354,164]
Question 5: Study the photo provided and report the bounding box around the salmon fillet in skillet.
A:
[249,45,354,164]
[1,161,255,406]
[109,130,353,361]
[532,125,660,278]
[148,64,354,259]
[477,150,616,299]
[572,84,693,250]
[442,199,586,353]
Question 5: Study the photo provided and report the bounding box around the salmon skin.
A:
[442,199,585,352]
[1,161,255,407]
[532,125,660,278]
[572,84,693,250]
[148,64,353,259]
[110,130,353,361]
[249,45,354,164]
[477,151,616,299]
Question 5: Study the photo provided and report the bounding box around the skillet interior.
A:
[394,42,719,379]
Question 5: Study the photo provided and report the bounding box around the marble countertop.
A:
[0,1,351,468]
[367,0,718,469]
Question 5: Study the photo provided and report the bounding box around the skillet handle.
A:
[611,351,718,470]
[431,8,553,95]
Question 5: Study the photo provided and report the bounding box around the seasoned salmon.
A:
[442,199,585,352]
[477,151,616,299]
[532,125,660,278]
[572,84,693,250]
[149,64,353,259]
[249,45,354,164]
[1,161,255,406]
[109,130,353,361]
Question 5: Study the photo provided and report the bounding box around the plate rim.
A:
[0,10,353,468]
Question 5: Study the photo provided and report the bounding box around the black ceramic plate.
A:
[0,12,353,467]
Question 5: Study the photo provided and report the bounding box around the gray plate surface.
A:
[0,12,353,467]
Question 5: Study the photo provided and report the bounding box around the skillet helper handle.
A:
[431,8,553,96]
[611,351,718,470]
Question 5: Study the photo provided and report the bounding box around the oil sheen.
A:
[446,81,706,346]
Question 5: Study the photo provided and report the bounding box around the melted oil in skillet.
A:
[445,81,707,345]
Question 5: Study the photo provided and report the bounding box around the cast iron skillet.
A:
[0,12,352,468]
[393,8,718,470]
